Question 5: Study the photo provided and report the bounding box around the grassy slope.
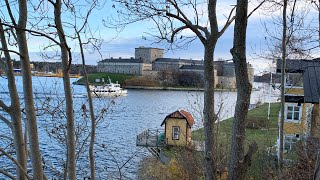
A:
[192,103,280,149]
[192,103,280,178]
[74,72,134,85]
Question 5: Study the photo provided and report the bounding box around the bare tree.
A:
[13,0,44,178]
[111,1,238,178]
[0,21,27,180]
[228,1,258,179]
[46,0,77,178]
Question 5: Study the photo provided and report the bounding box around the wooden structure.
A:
[276,59,320,151]
[136,110,195,157]
[160,110,194,146]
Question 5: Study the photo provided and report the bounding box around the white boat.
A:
[89,78,128,97]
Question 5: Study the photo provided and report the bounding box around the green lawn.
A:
[192,103,280,149]
[192,103,280,178]
[73,72,134,85]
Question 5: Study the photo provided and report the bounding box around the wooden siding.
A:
[284,103,310,134]
[286,87,304,95]
[164,118,191,146]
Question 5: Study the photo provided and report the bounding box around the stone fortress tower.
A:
[135,46,164,63]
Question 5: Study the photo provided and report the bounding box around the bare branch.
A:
[247,0,267,19]
[0,100,10,112]
[0,22,61,46]
[218,6,236,38]
[4,0,17,27]
[0,114,12,129]
[0,169,15,180]
[0,148,31,179]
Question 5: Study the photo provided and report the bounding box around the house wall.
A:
[286,87,304,95]
[284,103,311,135]
[164,118,190,146]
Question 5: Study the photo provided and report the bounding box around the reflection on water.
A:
[0,77,279,179]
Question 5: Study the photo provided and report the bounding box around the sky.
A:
[1,0,319,75]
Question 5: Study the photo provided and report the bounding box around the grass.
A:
[192,103,280,149]
[73,72,134,85]
[191,103,281,178]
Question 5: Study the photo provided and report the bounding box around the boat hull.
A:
[91,90,128,97]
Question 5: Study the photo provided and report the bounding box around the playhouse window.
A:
[172,126,180,140]
[285,103,301,123]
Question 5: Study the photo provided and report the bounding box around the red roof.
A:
[160,110,195,127]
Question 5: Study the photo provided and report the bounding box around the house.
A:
[160,110,195,146]
[276,58,320,151]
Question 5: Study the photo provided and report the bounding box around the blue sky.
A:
[1,0,319,75]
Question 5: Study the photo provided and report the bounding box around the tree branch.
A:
[0,148,31,179]
[0,100,10,112]
[0,169,15,180]
[4,0,17,27]
[0,22,61,46]
[218,6,236,38]
[0,114,12,130]
[166,12,206,43]
[0,48,22,57]
[247,0,267,19]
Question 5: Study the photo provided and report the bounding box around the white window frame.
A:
[285,103,302,123]
[172,126,180,140]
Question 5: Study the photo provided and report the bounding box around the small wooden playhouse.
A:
[136,109,195,149]
[161,110,195,146]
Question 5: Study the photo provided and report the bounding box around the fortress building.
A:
[97,47,254,88]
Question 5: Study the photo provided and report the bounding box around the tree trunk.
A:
[279,0,287,169]
[53,1,76,179]
[0,21,27,180]
[16,0,44,179]
[228,1,257,179]
[203,43,218,180]
[77,32,96,180]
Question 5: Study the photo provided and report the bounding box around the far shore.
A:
[123,85,238,92]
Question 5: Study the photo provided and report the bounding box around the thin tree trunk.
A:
[279,0,287,170]
[228,1,257,179]
[53,1,76,179]
[203,43,218,180]
[16,0,44,179]
[77,32,96,180]
[0,21,27,180]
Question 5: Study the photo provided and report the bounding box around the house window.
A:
[172,126,180,140]
[285,103,302,123]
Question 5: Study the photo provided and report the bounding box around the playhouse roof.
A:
[160,110,195,127]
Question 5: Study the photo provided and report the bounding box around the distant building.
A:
[135,46,164,63]
[97,47,255,89]
[153,58,204,71]
[97,57,151,75]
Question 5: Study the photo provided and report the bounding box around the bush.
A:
[245,117,268,129]
[124,76,159,87]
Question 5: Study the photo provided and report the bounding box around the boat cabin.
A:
[160,110,194,146]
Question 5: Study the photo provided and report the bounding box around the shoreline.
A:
[123,85,238,92]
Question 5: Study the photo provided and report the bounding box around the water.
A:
[0,76,279,179]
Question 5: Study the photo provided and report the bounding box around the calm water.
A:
[0,76,279,179]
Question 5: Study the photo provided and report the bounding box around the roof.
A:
[303,62,320,103]
[154,58,204,65]
[99,58,144,63]
[276,58,320,73]
[160,110,195,127]
[180,65,204,70]
[135,46,164,50]
[276,58,320,103]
